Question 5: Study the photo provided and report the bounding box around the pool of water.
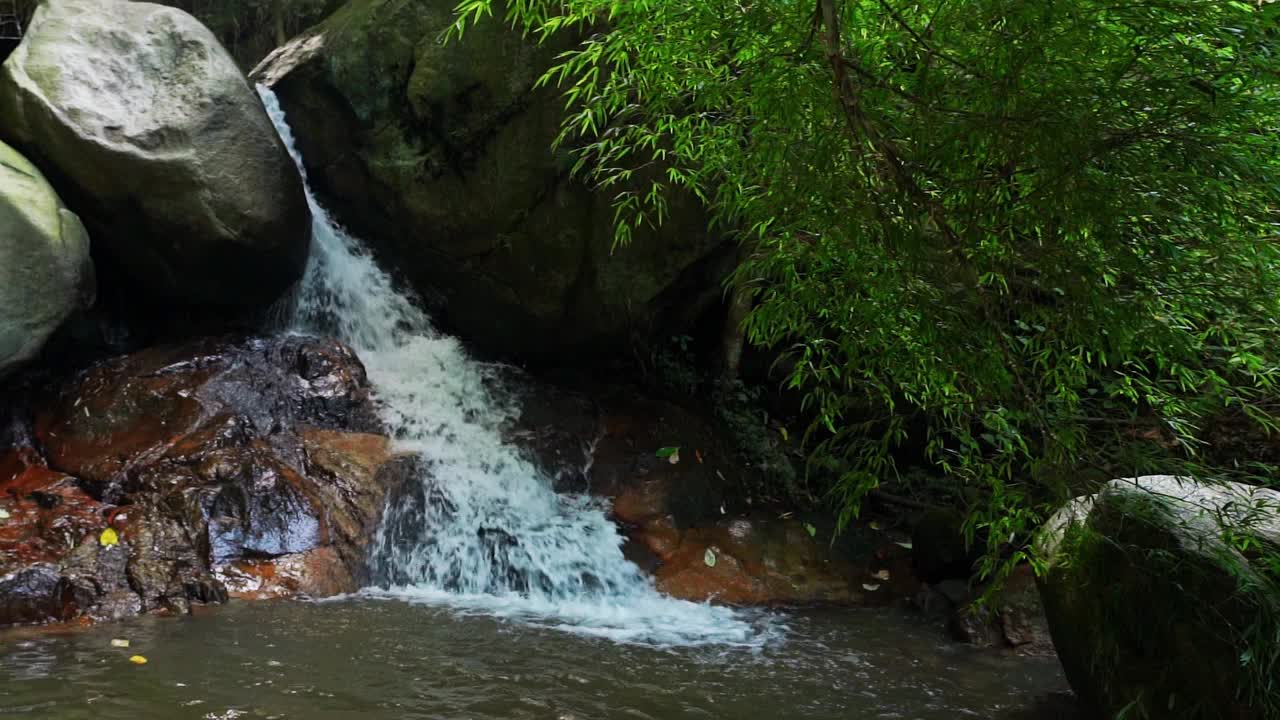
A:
[0,598,1079,719]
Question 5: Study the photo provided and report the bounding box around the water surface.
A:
[0,599,1077,719]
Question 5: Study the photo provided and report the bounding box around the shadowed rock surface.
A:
[0,335,406,627]
[505,380,919,606]
[1037,476,1280,720]
[251,0,730,359]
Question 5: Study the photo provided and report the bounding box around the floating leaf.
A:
[99,528,119,547]
[110,638,130,648]
[655,446,680,459]
[803,522,817,538]
[703,548,717,567]
[129,655,147,665]
[861,583,881,592]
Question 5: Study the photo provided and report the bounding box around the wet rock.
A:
[0,0,309,311]
[0,139,94,378]
[252,0,728,360]
[0,335,400,627]
[508,381,918,606]
[1037,476,1280,719]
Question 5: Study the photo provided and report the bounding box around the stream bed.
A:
[1,599,1077,720]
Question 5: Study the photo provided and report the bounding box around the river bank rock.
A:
[0,139,93,379]
[0,0,309,312]
[1036,476,1280,719]
[251,0,729,360]
[508,381,919,605]
[0,336,405,627]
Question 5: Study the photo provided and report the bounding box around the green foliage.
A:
[450,0,1280,586]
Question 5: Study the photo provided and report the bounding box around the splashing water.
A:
[257,86,771,647]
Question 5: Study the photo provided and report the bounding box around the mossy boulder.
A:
[251,0,729,359]
[0,0,309,310]
[1036,476,1280,719]
[0,139,93,377]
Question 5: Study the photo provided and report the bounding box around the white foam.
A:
[258,86,775,648]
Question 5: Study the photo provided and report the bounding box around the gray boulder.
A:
[1036,476,1280,719]
[251,0,729,358]
[0,139,93,377]
[0,0,309,308]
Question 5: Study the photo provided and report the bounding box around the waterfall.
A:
[257,86,769,647]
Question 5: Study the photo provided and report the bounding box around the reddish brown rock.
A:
[0,335,403,628]
[506,380,920,607]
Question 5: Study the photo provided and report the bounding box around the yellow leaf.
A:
[99,528,119,547]
[129,655,147,665]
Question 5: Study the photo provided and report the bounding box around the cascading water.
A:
[258,86,770,647]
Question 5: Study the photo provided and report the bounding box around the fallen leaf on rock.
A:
[110,639,130,648]
[862,583,881,591]
[872,569,891,581]
[0,508,9,521]
[704,548,717,567]
[99,528,119,547]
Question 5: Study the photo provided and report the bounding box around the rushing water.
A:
[257,87,766,647]
[0,600,1078,720]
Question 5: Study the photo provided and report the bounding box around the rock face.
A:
[508,381,917,605]
[251,0,729,358]
[1037,476,1280,720]
[0,0,309,309]
[0,139,93,378]
[0,336,405,627]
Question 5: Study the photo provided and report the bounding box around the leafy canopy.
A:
[450,0,1280,579]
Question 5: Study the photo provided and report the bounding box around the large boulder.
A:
[0,335,407,627]
[0,0,309,310]
[1037,476,1280,719]
[251,0,730,359]
[0,139,93,378]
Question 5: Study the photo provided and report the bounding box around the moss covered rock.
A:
[252,0,728,359]
[1036,476,1280,719]
[0,0,309,309]
[0,139,93,377]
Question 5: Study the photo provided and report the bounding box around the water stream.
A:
[257,87,767,648]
